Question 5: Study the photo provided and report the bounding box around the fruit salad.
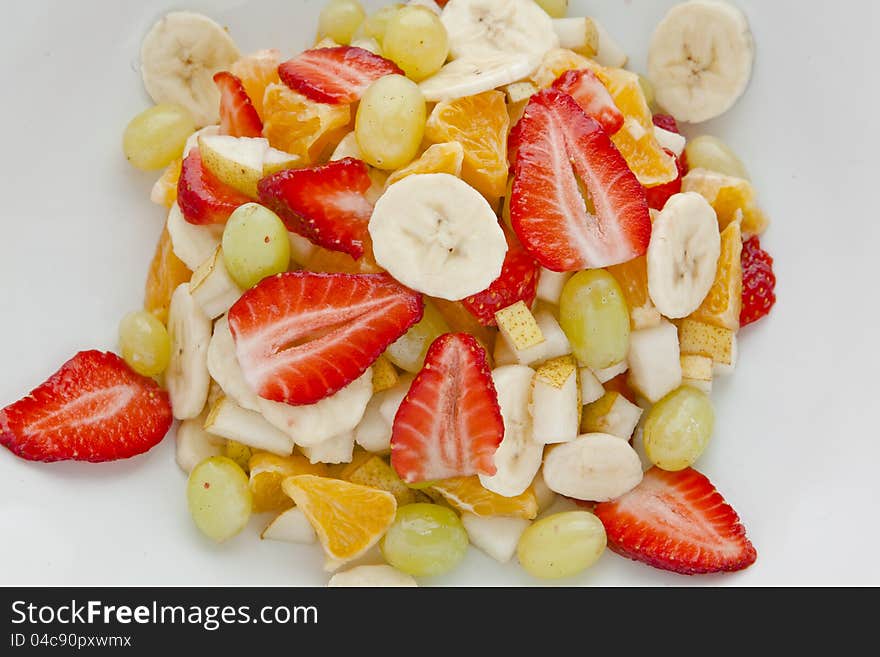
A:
[0,0,776,585]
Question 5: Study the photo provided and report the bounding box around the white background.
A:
[0,0,877,586]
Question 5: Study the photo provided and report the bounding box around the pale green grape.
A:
[383,6,449,82]
[534,0,569,18]
[362,5,402,45]
[643,386,714,471]
[318,0,365,45]
[380,503,468,577]
[118,310,171,377]
[355,74,426,170]
[684,135,750,180]
[559,269,630,370]
[222,203,291,290]
[187,456,252,542]
[517,511,606,579]
[385,299,449,372]
[637,74,657,112]
[123,104,195,171]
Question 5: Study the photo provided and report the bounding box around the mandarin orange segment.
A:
[144,227,192,325]
[262,83,351,163]
[303,236,384,274]
[230,49,281,118]
[424,90,509,205]
[606,256,661,329]
[150,158,182,208]
[690,219,743,330]
[681,168,769,236]
[430,476,538,519]
[385,142,464,187]
[249,452,329,513]
[282,474,397,562]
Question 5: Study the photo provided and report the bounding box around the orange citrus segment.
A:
[144,227,191,325]
[262,83,351,163]
[150,158,182,208]
[424,90,509,205]
[385,142,464,187]
[430,476,538,519]
[681,168,769,236]
[690,218,743,330]
[606,255,660,329]
[230,49,281,118]
[249,452,329,513]
[303,236,384,274]
[282,474,397,562]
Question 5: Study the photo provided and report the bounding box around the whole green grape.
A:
[380,503,468,577]
[643,386,714,471]
[118,310,171,377]
[517,511,606,579]
[123,104,195,171]
[222,203,291,290]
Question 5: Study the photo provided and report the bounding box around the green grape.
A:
[362,5,402,45]
[318,0,366,45]
[123,104,195,171]
[643,386,714,471]
[222,203,291,290]
[355,74,426,170]
[385,299,449,372]
[383,6,449,82]
[187,456,252,542]
[380,503,468,577]
[517,511,606,579]
[118,310,171,377]
[559,269,630,370]
[534,0,569,18]
[637,74,657,112]
[684,135,750,180]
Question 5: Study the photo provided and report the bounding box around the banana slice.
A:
[369,173,507,301]
[647,0,754,123]
[419,54,533,103]
[141,12,240,127]
[542,433,643,502]
[647,192,721,319]
[441,0,559,68]
[175,412,224,473]
[166,203,223,271]
[206,316,260,412]
[166,284,212,420]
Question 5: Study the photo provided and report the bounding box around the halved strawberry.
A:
[551,68,624,135]
[177,148,252,225]
[0,351,172,463]
[645,114,688,211]
[278,46,403,105]
[391,333,504,484]
[228,272,423,406]
[258,158,373,259]
[595,467,757,575]
[740,236,776,326]
[214,71,264,138]
[461,230,539,326]
[509,89,651,272]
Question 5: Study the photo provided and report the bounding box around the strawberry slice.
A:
[228,272,423,405]
[391,333,504,484]
[509,89,651,272]
[551,68,624,135]
[461,230,540,326]
[278,46,403,105]
[740,236,776,326]
[258,158,373,259]
[177,148,252,225]
[214,71,264,138]
[0,351,172,463]
[595,467,757,575]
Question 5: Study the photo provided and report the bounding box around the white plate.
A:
[0,0,878,586]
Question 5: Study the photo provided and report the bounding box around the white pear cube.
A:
[582,392,643,440]
[530,356,579,445]
[654,125,686,158]
[330,131,362,161]
[681,354,713,394]
[461,513,531,563]
[496,301,545,351]
[198,134,269,197]
[551,17,599,56]
[328,564,417,587]
[189,247,241,319]
[627,320,682,403]
[504,80,538,104]
[503,310,572,367]
[593,20,628,67]
[578,367,605,405]
[261,508,316,544]
[300,431,355,464]
[535,268,572,305]
[591,359,629,383]
[204,396,294,455]
[354,394,392,454]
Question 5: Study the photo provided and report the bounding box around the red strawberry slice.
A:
[551,68,624,135]
[391,333,504,484]
[228,272,423,405]
[0,351,172,463]
[595,467,757,575]
[258,158,373,259]
[651,113,680,134]
[740,236,776,326]
[214,71,264,138]
[278,46,403,105]
[461,230,539,326]
[509,89,651,272]
[177,148,253,225]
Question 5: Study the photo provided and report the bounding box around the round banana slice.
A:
[419,53,533,103]
[166,284,212,420]
[369,173,507,301]
[647,0,754,123]
[141,12,241,127]
[542,433,643,502]
[647,192,721,319]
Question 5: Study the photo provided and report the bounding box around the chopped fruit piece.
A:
[592,359,629,384]
[342,454,422,506]
[214,71,263,138]
[303,240,383,274]
[531,355,580,445]
[261,82,351,163]
[123,103,195,171]
[462,232,540,327]
[258,157,373,259]
[424,90,510,205]
[681,168,769,235]
[299,431,355,464]
[187,456,252,542]
[627,320,682,403]
[517,511,606,579]
[505,81,537,104]
[552,16,600,57]
[118,310,172,377]
[230,49,282,117]
[189,247,241,319]
[643,386,714,472]
[261,507,316,544]
[644,146,687,211]
[221,203,291,291]
[595,467,757,574]
[380,503,469,577]
[176,149,253,225]
[740,236,776,327]
[651,113,680,135]
[198,134,269,198]
[581,391,642,439]
[356,74,426,171]
[282,474,397,563]
[0,351,172,463]
[461,513,530,564]
[680,354,713,394]
[371,355,399,393]
[550,68,624,134]
[328,564,417,587]
[278,46,403,105]
[495,301,545,351]
[560,270,630,370]
[606,255,661,330]
[535,268,572,306]
[495,309,571,367]
[391,333,504,483]
[151,158,183,208]
[204,396,294,456]
[690,219,743,330]
[249,452,329,513]
[430,476,538,519]
[685,134,749,180]
[228,272,422,405]
[509,89,651,272]
[144,227,192,324]
[578,367,605,405]
[383,5,449,82]
[677,319,735,367]
[385,142,464,187]
[431,299,497,356]
[225,440,253,473]
[530,48,593,89]
[543,433,643,501]
[603,372,637,403]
